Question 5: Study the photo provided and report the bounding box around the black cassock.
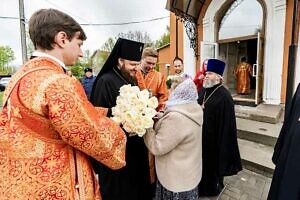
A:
[268,84,300,200]
[198,83,242,196]
[90,67,151,200]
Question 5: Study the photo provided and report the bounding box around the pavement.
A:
[199,169,272,200]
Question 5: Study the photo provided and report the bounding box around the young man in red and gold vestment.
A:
[135,47,169,112]
[0,9,126,200]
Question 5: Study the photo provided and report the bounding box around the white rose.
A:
[111,107,117,115]
[111,116,122,124]
[116,97,126,107]
[143,116,154,128]
[134,102,146,113]
[119,84,132,94]
[135,127,146,137]
[123,122,135,133]
[147,97,158,109]
[143,107,157,118]
[124,110,136,122]
[128,95,139,103]
[131,86,140,94]
[138,89,150,101]
[112,84,158,137]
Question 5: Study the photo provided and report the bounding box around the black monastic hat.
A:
[90,38,144,106]
[97,38,144,77]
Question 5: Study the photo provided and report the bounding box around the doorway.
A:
[216,0,264,106]
[220,38,258,106]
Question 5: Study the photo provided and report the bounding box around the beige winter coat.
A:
[144,102,203,192]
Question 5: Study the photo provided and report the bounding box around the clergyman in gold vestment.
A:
[0,9,126,200]
[234,57,253,94]
[136,47,169,112]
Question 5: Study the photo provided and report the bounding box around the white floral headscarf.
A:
[166,79,198,108]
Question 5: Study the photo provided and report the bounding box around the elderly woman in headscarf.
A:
[144,77,203,200]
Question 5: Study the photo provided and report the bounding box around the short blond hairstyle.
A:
[142,47,158,59]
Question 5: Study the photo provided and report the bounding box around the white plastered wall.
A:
[183,27,197,78]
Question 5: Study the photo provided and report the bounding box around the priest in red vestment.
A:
[233,57,253,94]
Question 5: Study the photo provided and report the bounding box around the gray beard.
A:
[203,79,220,88]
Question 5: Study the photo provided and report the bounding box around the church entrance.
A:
[200,0,265,105]
[216,0,264,106]
[220,37,258,106]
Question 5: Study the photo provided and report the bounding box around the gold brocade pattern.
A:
[234,62,253,94]
[135,69,169,112]
[0,57,126,199]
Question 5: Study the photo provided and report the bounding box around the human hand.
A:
[155,111,164,119]
[198,74,205,80]
[153,112,164,123]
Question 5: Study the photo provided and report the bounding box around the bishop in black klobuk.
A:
[90,38,153,200]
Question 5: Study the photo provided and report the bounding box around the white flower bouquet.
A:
[111,84,158,137]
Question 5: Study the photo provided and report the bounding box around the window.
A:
[219,0,263,40]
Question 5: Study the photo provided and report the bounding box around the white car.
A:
[0,77,11,91]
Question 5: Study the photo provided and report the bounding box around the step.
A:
[238,138,275,177]
[235,104,283,124]
[236,118,282,146]
[233,96,256,107]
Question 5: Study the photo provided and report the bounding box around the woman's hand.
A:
[153,111,164,123]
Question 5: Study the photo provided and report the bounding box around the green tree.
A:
[91,30,170,75]
[155,26,170,48]
[81,50,93,68]
[91,50,110,75]
[69,63,84,79]
[68,50,92,79]
[0,46,15,75]
[101,37,116,52]
[91,37,116,73]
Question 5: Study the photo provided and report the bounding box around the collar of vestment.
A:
[140,67,147,75]
[3,57,65,107]
[31,51,66,71]
[136,69,158,90]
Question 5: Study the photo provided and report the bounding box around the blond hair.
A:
[142,47,158,59]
